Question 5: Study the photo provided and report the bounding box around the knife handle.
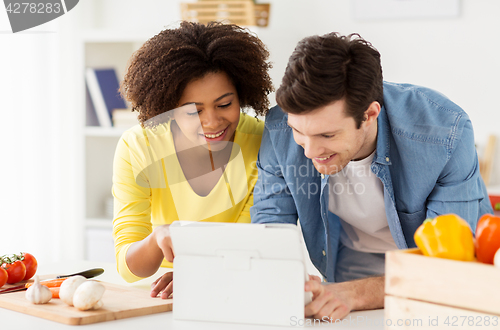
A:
[0,285,26,294]
[56,268,104,279]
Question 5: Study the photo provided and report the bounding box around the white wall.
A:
[0,15,63,263]
[261,1,500,141]
[257,0,500,185]
[86,0,500,183]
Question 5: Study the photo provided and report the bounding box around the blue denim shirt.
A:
[250,82,493,282]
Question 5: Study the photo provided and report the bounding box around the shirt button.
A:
[321,174,325,179]
[385,157,390,162]
[322,250,326,256]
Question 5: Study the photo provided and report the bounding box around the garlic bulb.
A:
[59,275,87,306]
[25,275,52,304]
[73,280,105,311]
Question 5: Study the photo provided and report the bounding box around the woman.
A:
[112,21,273,298]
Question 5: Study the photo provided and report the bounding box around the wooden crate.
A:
[181,1,271,27]
[254,3,270,27]
[385,296,498,330]
[385,248,500,329]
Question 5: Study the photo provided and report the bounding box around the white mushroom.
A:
[59,275,87,306]
[73,280,105,311]
[494,248,500,268]
[91,299,104,310]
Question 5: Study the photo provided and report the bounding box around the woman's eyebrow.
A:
[213,92,234,102]
[179,102,201,107]
[179,93,234,107]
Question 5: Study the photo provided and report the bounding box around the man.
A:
[250,32,493,320]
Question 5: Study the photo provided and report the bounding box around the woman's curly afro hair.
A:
[120,21,274,125]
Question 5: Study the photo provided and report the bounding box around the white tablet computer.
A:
[170,221,313,327]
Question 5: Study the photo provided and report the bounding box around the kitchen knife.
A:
[55,268,104,279]
[0,268,104,294]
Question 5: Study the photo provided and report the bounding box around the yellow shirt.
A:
[112,113,263,282]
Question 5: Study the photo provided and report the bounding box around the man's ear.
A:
[363,101,381,127]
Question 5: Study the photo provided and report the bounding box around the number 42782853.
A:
[444,316,498,327]
[6,2,61,14]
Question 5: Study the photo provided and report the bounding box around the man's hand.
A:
[150,271,174,299]
[304,279,354,320]
[304,276,385,321]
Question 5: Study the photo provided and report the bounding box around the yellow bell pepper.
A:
[414,214,475,261]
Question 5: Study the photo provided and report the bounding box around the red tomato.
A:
[21,252,37,280]
[2,260,26,284]
[0,267,7,288]
[475,214,500,264]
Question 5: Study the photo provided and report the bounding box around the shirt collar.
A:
[373,105,392,165]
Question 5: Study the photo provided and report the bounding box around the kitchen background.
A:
[0,0,499,267]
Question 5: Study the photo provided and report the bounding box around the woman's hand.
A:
[125,225,175,278]
[153,225,175,262]
[151,271,174,299]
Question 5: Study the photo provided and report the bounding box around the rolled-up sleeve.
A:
[112,134,152,283]
[427,119,493,231]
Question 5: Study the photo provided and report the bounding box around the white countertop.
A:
[0,260,385,329]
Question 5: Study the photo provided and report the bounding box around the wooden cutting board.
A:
[0,280,173,325]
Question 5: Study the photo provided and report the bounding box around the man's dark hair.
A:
[121,21,273,125]
[275,33,383,128]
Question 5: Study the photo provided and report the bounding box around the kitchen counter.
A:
[0,260,384,329]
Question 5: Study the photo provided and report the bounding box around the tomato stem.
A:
[0,253,24,264]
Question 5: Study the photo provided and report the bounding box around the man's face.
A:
[287,99,378,175]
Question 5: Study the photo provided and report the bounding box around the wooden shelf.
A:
[180,1,270,27]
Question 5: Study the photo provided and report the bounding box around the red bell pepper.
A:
[475,214,500,264]
[489,195,500,211]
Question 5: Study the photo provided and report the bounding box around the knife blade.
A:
[56,268,104,279]
[0,268,104,294]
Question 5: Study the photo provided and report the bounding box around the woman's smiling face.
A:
[172,71,241,152]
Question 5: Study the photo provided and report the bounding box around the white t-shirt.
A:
[328,150,397,253]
